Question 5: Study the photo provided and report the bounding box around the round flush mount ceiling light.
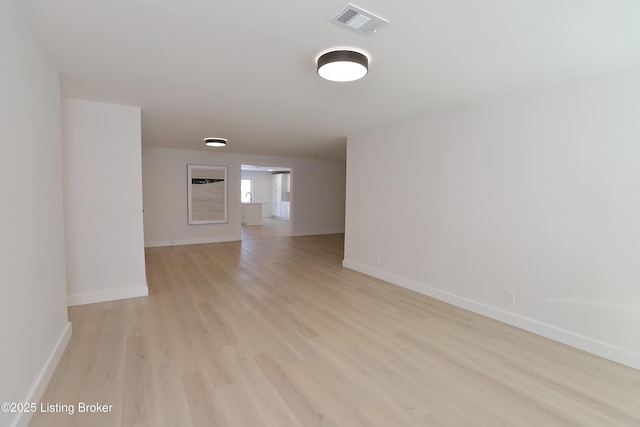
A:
[204,137,227,147]
[317,49,369,82]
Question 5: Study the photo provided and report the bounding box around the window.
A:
[241,178,252,203]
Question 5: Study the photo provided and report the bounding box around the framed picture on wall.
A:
[187,165,228,224]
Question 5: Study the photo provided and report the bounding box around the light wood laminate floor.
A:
[241,217,291,240]
[30,234,640,427]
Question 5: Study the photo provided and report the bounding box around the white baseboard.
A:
[12,322,72,427]
[342,259,640,371]
[67,284,149,306]
[292,228,345,237]
[145,235,240,247]
[145,231,345,246]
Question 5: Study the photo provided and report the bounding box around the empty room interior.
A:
[2,0,640,426]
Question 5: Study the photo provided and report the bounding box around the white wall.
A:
[0,3,71,426]
[241,170,274,217]
[63,99,148,305]
[143,147,345,246]
[344,68,640,370]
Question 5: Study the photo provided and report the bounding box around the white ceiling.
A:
[242,165,290,172]
[18,0,640,160]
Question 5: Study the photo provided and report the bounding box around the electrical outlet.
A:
[505,290,516,305]
[376,256,381,266]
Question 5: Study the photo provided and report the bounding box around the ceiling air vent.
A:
[329,4,389,36]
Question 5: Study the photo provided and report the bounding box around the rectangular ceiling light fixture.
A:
[329,3,389,36]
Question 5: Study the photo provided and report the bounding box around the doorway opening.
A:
[240,164,292,240]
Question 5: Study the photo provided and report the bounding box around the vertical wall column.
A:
[63,99,148,305]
